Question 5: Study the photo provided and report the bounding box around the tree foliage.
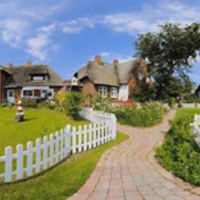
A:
[134,22,200,100]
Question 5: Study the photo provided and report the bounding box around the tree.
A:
[133,22,200,100]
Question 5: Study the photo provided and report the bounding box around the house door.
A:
[7,90,15,103]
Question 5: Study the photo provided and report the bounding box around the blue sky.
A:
[0,0,200,85]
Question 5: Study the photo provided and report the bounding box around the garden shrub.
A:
[21,98,37,108]
[63,92,84,119]
[115,101,169,127]
[38,101,55,110]
[168,97,176,108]
[55,92,68,111]
[155,114,200,186]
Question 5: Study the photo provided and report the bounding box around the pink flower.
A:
[119,99,134,107]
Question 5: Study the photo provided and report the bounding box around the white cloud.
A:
[0,19,28,47]
[100,52,111,57]
[0,1,69,21]
[93,52,133,63]
[101,1,200,35]
[26,34,51,61]
[0,1,69,45]
[62,26,82,34]
[60,17,95,34]
[38,24,56,34]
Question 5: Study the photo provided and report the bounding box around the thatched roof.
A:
[0,65,12,75]
[75,58,141,86]
[4,64,63,88]
[76,61,119,86]
[117,59,141,84]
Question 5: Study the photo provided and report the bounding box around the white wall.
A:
[118,85,128,100]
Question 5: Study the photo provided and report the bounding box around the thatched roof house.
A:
[0,61,63,103]
[74,55,151,100]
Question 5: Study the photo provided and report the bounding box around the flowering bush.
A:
[115,101,169,127]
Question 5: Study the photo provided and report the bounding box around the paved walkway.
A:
[68,108,200,200]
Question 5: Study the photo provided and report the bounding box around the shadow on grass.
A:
[22,117,38,122]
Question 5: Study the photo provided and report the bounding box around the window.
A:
[32,76,44,81]
[47,89,54,98]
[98,86,107,98]
[138,72,144,80]
[23,90,33,98]
[111,87,118,98]
[8,90,14,97]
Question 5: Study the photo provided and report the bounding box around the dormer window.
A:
[32,75,46,81]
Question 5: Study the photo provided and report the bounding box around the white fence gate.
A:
[0,108,116,183]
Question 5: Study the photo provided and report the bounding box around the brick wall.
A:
[82,78,97,95]
[0,71,10,102]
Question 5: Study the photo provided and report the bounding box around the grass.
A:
[0,106,129,199]
[0,107,87,155]
[175,108,200,120]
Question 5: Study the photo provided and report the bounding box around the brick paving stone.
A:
[191,187,200,195]
[87,192,107,200]
[107,197,125,200]
[109,183,122,189]
[142,194,163,200]
[171,188,191,197]
[125,191,143,200]
[122,182,137,192]
[164,195,183,200]
[94,182,109,192]
[154,187,174,197]
[137,185,155,195]
[184,195,200,200]
[161,181,178,190]
[77,186,94,195]
[67,193,89,200]
[108,188,124,197]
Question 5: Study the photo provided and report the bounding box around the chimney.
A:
[113,59,119,65]
[26,61,32,67]
[7,62,12,68]
[95,55,101,62]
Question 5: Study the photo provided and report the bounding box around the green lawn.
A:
[0,106,129,200]
[0,107,87,155]
[175,108,200,121]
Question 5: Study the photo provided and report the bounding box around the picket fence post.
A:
[65,125,71,157]
[27,141,33,176]
[16,144,23,180]
[43,136,48,170]
[5,146,12,182]
[35,138,41,173]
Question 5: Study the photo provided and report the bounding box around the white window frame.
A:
[98,86,107,98]
[111,87,118,98]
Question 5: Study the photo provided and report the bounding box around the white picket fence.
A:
[0,108,116,183]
